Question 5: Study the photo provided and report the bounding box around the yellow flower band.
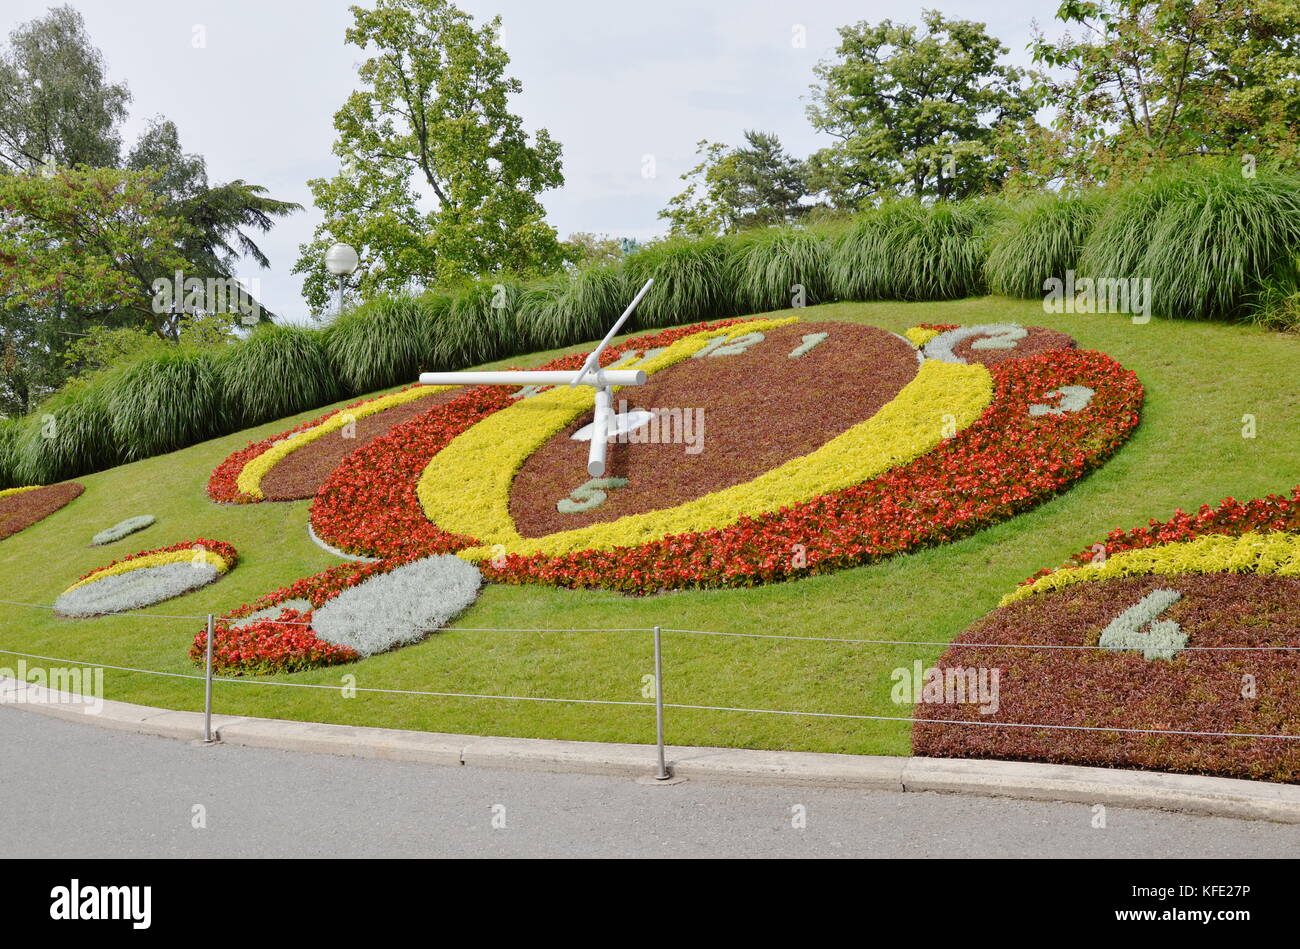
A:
[0,485,42,499]
[64,547,234,594]
[904,326,942,348]
[417,319,800,550]
[235,385,455,500]
[999,531,1300,607]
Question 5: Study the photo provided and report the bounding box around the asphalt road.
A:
[3,705,1297,858]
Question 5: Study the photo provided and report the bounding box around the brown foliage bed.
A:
[0,483,84,541]
[508,322,919,537]
[259,390,460,501]
[912,574,1300,783]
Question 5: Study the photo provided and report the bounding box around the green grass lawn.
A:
[2,296,1298,757]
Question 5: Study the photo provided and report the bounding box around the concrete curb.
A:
[4,676,1299,823]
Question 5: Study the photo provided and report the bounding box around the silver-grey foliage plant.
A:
[91,514,156,546]
[53,562,220,617]
[312,555,482,656]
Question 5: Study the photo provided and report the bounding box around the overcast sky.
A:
[4,0,1062,322]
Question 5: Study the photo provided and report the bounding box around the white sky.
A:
[3,0,1062,322]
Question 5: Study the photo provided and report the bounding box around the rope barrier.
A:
[3,643,1298,742]
[3,600,1299,745]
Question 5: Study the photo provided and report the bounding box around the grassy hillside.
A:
[1,296,1297,757]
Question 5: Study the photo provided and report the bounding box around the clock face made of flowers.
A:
[203,303,1142,672]
[211,311,1143,598]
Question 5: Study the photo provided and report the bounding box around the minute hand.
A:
[569,278,655,388]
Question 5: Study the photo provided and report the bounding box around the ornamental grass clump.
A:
[514,275,570,354]
[1249,257,1300,332]
[12,377,123,484]
[985,191,1104,298]
[830,200,996,302]
[438,279,527,367]
[623,236,735,328]
[727,226,835,313]
[218,324,341,428]
[324,293,443,394]
[0,419,18,489]
[103,348,223,460]
[529,263,628,349]
[1080,162,1300,321]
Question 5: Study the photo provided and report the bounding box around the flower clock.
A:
[201,313,1143,673]
[913,487,1300,783]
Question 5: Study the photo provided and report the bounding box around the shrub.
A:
[727,226,834,313]
[623,236,735,327]
[985,191,1104,298]
[218,324,341,428]
[12,376,123,484]
[103,348,223,460]
[325,294,443,394]
[830,200,997,302]
[1081,162,1300,321]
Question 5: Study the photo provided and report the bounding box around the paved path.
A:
[3,706,1296,858]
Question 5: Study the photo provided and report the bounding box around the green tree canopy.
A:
[0,167,188,335]
[0,5,130,171]
[127,118,301,319]
[806,9,1038,205]
[294,0,566,313]
[0,9,297,415]
[1024,0,1300,185]
[660,131,809,237]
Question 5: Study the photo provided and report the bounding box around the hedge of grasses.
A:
[829,199,997,302]
[3,160,1298,488]
[105,348,223,460]
[324,294,442,395]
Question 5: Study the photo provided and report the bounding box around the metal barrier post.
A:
[203,613,215,743]
[653,625,670,780]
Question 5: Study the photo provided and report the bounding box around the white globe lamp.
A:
[325,243,359,315]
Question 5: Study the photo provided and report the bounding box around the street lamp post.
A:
[324,243,359,317]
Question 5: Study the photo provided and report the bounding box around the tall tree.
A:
[0,2,299,417]
[127,118,301,320]
[295,0,566,313]
[0,4,133,415]
[0,167,189,337]
[0,4,130,171]
[806,10,1037,205]
[660,131,808,236]
[1025,0,1300,185]
[0,165,190,415]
